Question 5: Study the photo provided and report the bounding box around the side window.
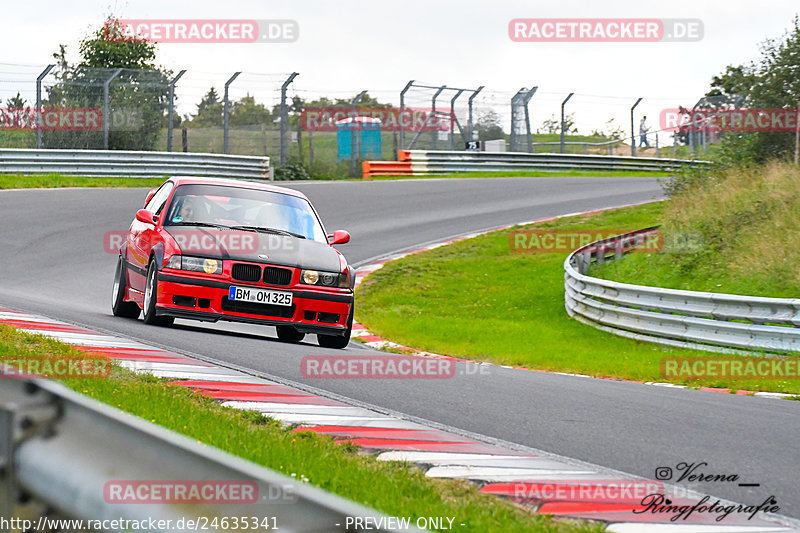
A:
[145,182,174,217]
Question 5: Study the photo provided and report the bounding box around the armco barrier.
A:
[564,228,800,354]
[362,150,709,177]
[361,160,413,177]
[0,148,270,180]
[0,375,420,532]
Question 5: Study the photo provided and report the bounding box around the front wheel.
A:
[142,258,174,327]
[111,256,141,319]
[317,306,353,349]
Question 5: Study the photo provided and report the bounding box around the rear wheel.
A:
[276,325,305,343]
[142,258,174,327]
[111,256,141,319]
[317,306,353,349]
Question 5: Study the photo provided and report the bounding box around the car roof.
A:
[167,176,308,200]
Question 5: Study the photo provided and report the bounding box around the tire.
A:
[111,256,141,319]
[142,258,174,327]
[317,305,353,349]
[276,325,305,343]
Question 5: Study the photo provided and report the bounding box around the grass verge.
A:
[0,325,597,533]
[592,161,800,298]
[0,174,168,189]
[355,201,800,394]
[368,170,672,180]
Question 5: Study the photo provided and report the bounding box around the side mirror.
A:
[135,209,157,225]
[144,187,158,206]
[328,230,350,245]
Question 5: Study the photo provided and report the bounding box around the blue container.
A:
[336,117,382,161]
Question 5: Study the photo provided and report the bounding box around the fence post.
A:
[399,80,414,151]
[35,65,55,149]
[560,92,574,154]
[630,97,642,157]
[431,86,446,150]
[103,68,123,150]
[181,127,188,152]
[524,86,537,153]
[795,101,800,165]
[223,71,241,154]
[449,89,464,150]
[166,70,186,152]
[467,86,484,143]
[280,72,299,165]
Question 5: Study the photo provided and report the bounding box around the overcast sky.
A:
[3,0,798,136]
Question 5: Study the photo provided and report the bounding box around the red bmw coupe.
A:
[111,177,354,348]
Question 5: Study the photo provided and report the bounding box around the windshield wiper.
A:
[168,221,231,230]
[228,225,307,239]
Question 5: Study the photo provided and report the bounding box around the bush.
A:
[274,161,311,180]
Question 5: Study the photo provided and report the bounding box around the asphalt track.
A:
[1,177,798,518]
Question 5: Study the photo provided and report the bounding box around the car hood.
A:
[165,227,343,271]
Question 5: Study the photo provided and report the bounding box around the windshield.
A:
[163,184,327,243]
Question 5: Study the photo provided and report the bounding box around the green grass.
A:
[0,169,673,189]
[355,202,800,394]
[368,170,673,180]
[0,325,598,533]
[0,173,168,189]
[593,161,800,298]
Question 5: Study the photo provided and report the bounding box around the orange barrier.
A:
[361,160,413,178]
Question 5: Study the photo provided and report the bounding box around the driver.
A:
[176,195,208,223]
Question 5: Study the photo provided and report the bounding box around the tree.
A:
[705,16,800,163]
[3,92,30,130]
[475,109,505,140]
[5,92,27,109]
[230,94,272,126]
[189,87,223,127]
[603,118,624,140]
[540,113,576,135]
[43,17,171,150]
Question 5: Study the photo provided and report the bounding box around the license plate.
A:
[228,286,293,306]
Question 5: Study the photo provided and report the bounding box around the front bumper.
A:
[155,271,353,336]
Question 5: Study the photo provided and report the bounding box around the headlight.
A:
[302,270,319,285]
[301,269,348,287]
[165,255,223,275]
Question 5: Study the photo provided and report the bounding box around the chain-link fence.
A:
[0,62,728,178]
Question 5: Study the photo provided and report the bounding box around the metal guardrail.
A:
[0,149,270,180]
[564,227,800,354]
[399,150,709,174]
[0,376,420,532]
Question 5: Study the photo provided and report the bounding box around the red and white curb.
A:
[350,211,797,401]
[2,303,798,531]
